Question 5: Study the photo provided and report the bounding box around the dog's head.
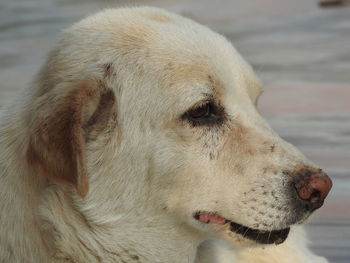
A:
[26,7,332,247]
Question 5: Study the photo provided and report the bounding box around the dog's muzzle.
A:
[193,169,332,246]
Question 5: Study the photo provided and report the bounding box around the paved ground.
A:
[0,0,349,262]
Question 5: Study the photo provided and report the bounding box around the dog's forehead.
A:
[71,7,262,104]
[138,10,262,103]
[149,34,262,107]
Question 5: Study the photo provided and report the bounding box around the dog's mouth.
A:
[229,221,290,245]
[194,211,290,245]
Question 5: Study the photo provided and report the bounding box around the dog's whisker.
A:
[267,230,272,243]
[243,227,250,239]
[255,231,260,243]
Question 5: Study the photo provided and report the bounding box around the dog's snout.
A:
[293,170,332,211]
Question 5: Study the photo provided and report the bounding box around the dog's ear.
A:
[27,79,116,197]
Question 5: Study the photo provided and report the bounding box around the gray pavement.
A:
[1,0,349,262]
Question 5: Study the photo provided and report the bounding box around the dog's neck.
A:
[40,187,200,263]
[0,152,200,262]
[39,143,202,262]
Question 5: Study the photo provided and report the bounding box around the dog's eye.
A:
[187,103,211,119]
[183,102,225,126]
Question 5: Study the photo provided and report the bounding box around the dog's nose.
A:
[293,170,332,211]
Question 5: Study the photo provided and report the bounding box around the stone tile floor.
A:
[0,0,349,262]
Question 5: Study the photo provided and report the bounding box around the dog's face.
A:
[28,7,332,248]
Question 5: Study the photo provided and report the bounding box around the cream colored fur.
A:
[0,7,329,263]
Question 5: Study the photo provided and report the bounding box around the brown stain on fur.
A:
[139,11,173,22]
[219,118,278,174]
[207,74,225,99]
[118,22,153,50]
[27,80,116,197]
[162,63,208,87]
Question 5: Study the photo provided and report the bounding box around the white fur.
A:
[0,7,328,263]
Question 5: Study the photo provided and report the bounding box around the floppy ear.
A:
[26,79,116,197]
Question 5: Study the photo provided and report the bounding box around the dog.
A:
[0,7,332,263]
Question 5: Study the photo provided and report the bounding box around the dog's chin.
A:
[194,211,290,245]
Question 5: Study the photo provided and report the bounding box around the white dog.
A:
[0,7,332,263]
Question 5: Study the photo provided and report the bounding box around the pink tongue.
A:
[198,213,226,225]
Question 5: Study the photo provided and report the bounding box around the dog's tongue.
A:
[197,213,226,225]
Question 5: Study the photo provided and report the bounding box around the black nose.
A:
[293,169,332,211]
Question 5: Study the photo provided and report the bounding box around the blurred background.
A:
[0,0,349,262]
